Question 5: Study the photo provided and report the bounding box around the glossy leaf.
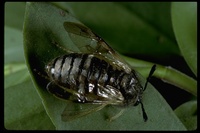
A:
[171,2,197,76]
[23,2,186,130]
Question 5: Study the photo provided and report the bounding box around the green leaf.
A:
[174,100,197,130]
[4,65,30,89]
[5,2,26,30]
[4,3,55,129]
[23,2,186,130]
[171,2,197,76]
[4,79,55,130]
[4,26,25,64]
[56,2,180,59]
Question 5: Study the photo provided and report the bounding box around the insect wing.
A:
[47,83,125,122]
[63,22,132,73]
[63,22,98,53]
[64,22,97,39]
[61,102,107,122]
[88,84,124,104]
[48,80,124,105]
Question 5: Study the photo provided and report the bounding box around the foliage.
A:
[5,2,196,130]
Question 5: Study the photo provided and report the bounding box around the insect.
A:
[43,21,156,122]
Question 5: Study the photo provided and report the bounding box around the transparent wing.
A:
[88,84,125,105]
[61,102,108,122]
[63,22,132,73]
[47,81,124,103]
[61,101,126,122]
[48,82,125,121]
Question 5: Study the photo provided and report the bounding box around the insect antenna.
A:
[140,101,148,122]
[140,65,156,122]
[143,64,156,91]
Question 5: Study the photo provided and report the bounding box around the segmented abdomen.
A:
[47,53,138,101]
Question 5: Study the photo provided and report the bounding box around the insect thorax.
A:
[46,53,143,105]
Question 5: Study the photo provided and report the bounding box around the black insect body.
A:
[43,21,156,122]
[46,53,143,106]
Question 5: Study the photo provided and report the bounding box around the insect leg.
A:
[107,108,125,122]
[46,81,73,101]
[54,83,88,103]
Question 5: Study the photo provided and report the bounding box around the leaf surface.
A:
[23,2,186,130]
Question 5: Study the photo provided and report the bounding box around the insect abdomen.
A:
[47,53,138,102]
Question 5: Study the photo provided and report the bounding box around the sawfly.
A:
[36,21,156,122]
